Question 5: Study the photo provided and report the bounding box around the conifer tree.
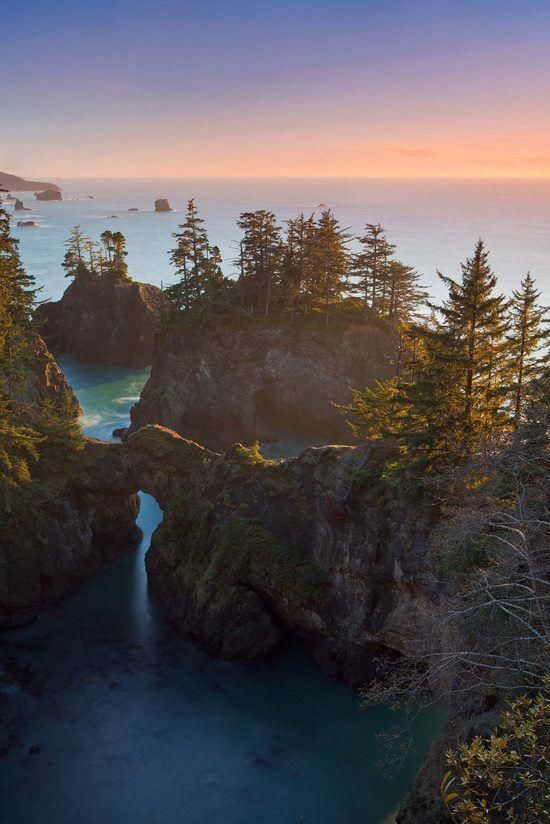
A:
[507,272,547,426]
[237,210,282,314]
[167,199,224,313]
[63,226,91,279]
[309,210,349,322]
[280,213,317,316]
[352,223,395,315]
[0,207,42,506]
[343,241,514,476]
[385,260,427,323]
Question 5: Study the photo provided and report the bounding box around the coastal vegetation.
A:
[63,225,130,281]
[158,199,426,328]
[0,206,82,516]
[7,202,550,821]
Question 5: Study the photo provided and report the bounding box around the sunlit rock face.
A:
[129,322,393,450]
[14,336,81,414]
[36,278,162,368]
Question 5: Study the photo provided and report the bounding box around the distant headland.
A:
[0,170,61,192]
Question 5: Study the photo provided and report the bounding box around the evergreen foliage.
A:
[0,208,83,511]
[63,226,131,281]
[342,241,547,480]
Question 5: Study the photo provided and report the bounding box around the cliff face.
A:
[124,425,433,683]
[36,278,162,368]
[130,322,393,449]
[0,439,140,628]
[14,337,80,414]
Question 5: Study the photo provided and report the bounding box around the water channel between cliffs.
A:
[0,357,445,824]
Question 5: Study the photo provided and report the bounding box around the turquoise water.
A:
[0,359,446,823]
[8,177,550,304]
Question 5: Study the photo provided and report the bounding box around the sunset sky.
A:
[3,0,550,178]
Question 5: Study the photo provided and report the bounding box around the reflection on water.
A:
[0,359,446,824]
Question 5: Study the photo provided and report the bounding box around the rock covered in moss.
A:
[123,425,433,682]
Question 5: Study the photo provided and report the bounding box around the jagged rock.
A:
[128,208,139,211]
[14,337,81,415]
[154,198,172,212]
[16,221,38,227]
[36,278,163,368]
[129,322,393,449]
[14,199,30,211]
[35,189,62,201]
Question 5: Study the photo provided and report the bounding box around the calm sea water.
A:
[0,358,445,824]
[8,177,550,303]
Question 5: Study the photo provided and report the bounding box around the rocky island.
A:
[35,188,62,201]
[37,277,162,367]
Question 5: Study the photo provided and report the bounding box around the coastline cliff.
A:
[129,321,394,448]
[36,278,163,368]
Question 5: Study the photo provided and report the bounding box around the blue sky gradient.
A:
[3,1,550,176]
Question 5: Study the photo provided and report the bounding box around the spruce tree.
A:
[63,225,91,279]
[236,210,282,314]
[280,213,317,316]
[168,199,223,314]
[352,223,395,315]
[0,207,42,507]
[507,272,547,426]
[310,210,349,322]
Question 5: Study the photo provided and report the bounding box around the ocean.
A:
[9,177,550,303]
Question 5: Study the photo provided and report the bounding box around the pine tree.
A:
[352,223,395,315]
[280,213,317,316]
[310,210,350,322]
[63,225,91,279]
[342,241,514,477]
[167,199,224,314]
[236,210,282,314]
[0,207,42,507]
[507,272,547,426]
[435,240,511,448]
[385,260,427,324]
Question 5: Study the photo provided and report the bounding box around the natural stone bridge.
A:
[0,424,432,685]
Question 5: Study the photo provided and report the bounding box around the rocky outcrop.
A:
[123,425,433,682]
[14,200,29,211]
[36,278,163,368]
[129,322,393,449]
[14,337,81,414]
[16,221,38,227]
[35,189,62,201]
[0,171,60,192]
[0,439,140,628]
[154,198,172,212]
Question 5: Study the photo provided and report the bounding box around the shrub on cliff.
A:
[442,685,550,823]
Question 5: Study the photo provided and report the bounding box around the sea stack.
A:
[35,189,62,201]
[154,198,172,212]
[14,199,30,211]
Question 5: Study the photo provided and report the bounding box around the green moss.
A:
[159,501,327,614]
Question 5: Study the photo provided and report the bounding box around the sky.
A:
[2,0,550,178]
